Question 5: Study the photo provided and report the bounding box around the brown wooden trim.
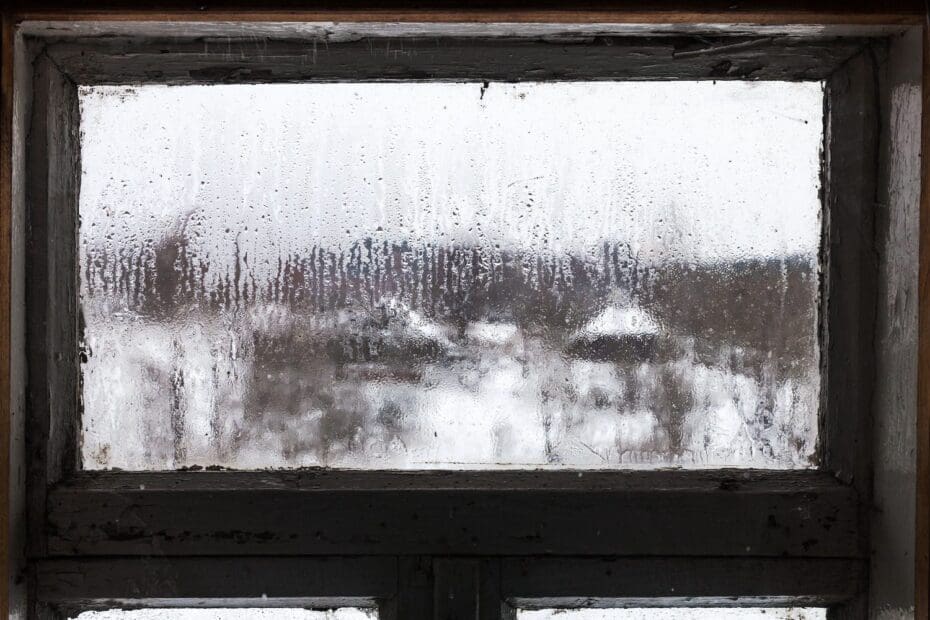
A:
[12,13,927,26]
[1,10,13,620]
[4,4,926,27]
[918,19,930,620]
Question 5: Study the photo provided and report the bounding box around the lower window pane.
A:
[72,610,376,620]
[518,610,825,620]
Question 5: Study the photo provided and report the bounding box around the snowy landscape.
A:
[77,81,824,470]
[81,238,819,470]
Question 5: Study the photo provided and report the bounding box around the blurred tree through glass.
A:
[78,82,824,470]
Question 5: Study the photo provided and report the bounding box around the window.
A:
[13,17,922,620]
[78,81,823,471]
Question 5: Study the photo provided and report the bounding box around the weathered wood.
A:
[14,21,918,40]
[0,11,13,620]
[869,26,922,620]
[46,470,859,558]
[5,1,927,26]
[380,556,433,620]
[432,558,510,620]
[822,47,881,561]
[434,559,480,620]
[501,557,864,607]
[33,555,861,612]
[918,17,930,620]
[24,53,80,561]
[9,17,916,620]
[36,556,395,607]
[477,560,510,620]
[45,468,850,491]
[40,35,870,84]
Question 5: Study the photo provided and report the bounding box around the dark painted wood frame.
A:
[18,25,886,620]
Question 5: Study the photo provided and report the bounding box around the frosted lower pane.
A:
[79,82,823,470]
[73,610,375,620]
[518,610,825,620]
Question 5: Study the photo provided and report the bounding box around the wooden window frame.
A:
[2,15,923,620]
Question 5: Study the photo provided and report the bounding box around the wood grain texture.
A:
[1,7,925,620]
[4,1,926,26]
[33,555,861,610]
[868,25,922,620]
[823,46,880,561]
[433,559,481,620]
[24,53,81,562]
[384,557,434,620]
[0,11,12,620]
[501,556,864,605]
[35,556,397,605]
[42,35,868,84]
[48,468,862,491]
[45,470,860,558]
[918,18,930,620]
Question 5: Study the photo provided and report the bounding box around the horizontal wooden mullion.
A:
[35,555,862,609]
[36,556,398,606]
[41,35,868,84]
[501,556,864,607]
[49,468,850,491]
[46,470,861,558]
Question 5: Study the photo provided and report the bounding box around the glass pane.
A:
[79,81,824,470]
[73,610,375,620]
[518,610,825,620]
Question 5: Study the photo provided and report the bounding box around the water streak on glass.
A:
[518,609,826,620]
[79,82,824,470]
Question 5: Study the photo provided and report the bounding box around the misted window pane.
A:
[79,82,823,470]
[73,610,376,619]
[518,609,825,620]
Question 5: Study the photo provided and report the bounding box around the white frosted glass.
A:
[73,610,375,620]
[518,609,825,620]
[79,82,824,470]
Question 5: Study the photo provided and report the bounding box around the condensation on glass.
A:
[72,610,376,620]
[518,609,826,620]
[78,82,824,470]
